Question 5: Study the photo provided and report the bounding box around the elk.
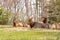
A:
[28,17,49,28]
[50,23,60,29]
[13,18,30,28]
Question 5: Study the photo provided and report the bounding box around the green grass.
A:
[0,28,60,40]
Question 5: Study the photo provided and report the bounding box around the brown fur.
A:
[13,18,17,27]
[28,17,38,28]
[42,18,47,23]
[28,17,49,28]
[16,22,23,27]
[13,18,30,27]
[50,23,60,29]
[23,23,30,28]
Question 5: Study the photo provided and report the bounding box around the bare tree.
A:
[25,0,29,18]
[12,0,18,18]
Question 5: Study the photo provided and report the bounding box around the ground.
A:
[0,25,60,40]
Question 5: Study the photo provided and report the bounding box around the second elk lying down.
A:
[13,18,30,28]
[28,17,49,28]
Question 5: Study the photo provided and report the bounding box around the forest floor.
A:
[0,25,60,40]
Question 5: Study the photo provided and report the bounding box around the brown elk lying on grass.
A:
[13,18,30,28]
[28,17,49,28]
[50,23,60,29]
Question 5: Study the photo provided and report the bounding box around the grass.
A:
[0,27,60,40]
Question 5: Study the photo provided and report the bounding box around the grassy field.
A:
[0,26,60,40]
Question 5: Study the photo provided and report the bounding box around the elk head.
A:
[28,17,33,23]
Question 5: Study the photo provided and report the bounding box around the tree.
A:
[12,0,18,18]
[25,0,29,18]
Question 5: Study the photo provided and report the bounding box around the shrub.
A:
[0,8,11,25]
